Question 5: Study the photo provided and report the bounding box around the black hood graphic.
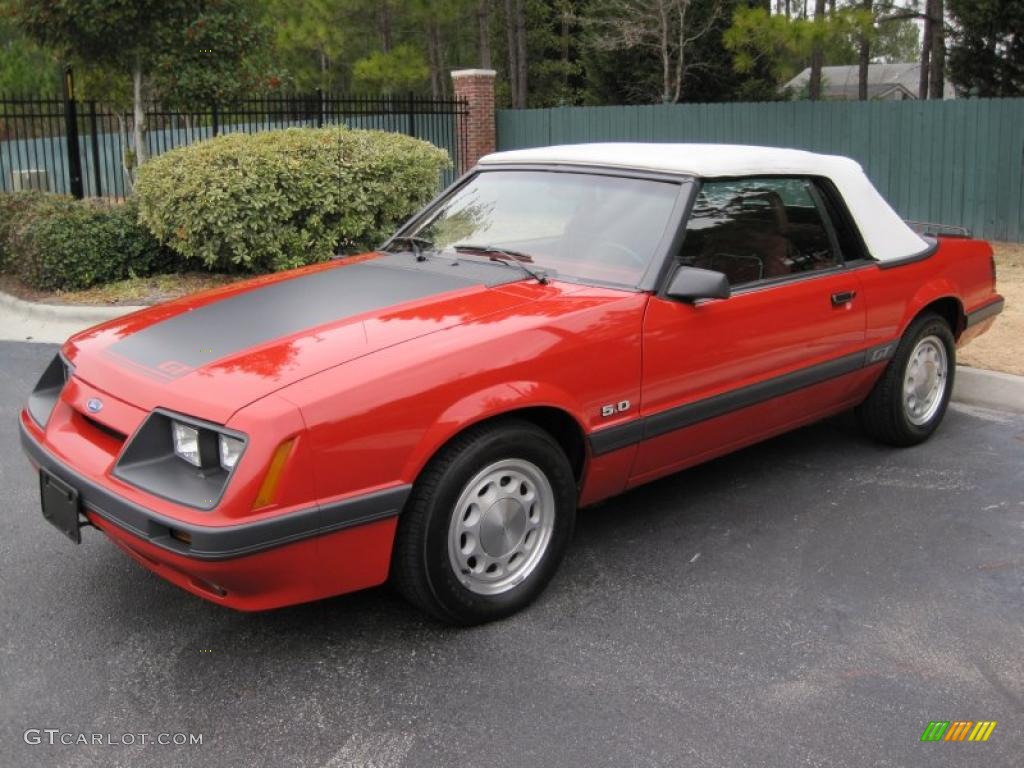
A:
[108,253,520,378]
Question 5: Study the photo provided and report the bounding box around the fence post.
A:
[316,88,324,128]
[61,66,84,199]
[450,70,496,175]
[407,92,416,137]
[211,101,220,137]
[88,100,102,197]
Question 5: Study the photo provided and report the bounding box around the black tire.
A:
[391,419,577,625]
[856,312,956,446]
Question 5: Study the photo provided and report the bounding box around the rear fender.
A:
[900,279,964,338]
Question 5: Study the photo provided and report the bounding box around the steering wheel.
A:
[591,240,645,268]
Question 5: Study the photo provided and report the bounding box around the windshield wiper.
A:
[385,235,434,261]
[452,244,549,285]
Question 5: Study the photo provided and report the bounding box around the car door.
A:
[630,176,868,486]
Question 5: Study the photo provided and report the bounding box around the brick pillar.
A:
[451,69,496,174]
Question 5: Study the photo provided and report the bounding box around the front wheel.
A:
[391,420,577,625]
[856,312,955,446]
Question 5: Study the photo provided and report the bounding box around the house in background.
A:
[783,63,956,100]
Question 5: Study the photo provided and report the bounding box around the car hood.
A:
[63,252,549,424]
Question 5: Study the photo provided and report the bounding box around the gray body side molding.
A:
[588,341,898,457]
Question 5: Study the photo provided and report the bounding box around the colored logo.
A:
[921,721,997,742]
[86,398,103,414]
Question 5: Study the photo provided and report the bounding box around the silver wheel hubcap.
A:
[447,459,555,596]
[902,335,948,426]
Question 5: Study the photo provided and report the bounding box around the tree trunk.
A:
[919,0,933,99]
[478,0,492,68]
[928,0,945,99]
[659,1,671,102]
[380,1,393,52]
[131,63,147,170]
[560,2,570,95]
[427,20,441,98]
[116,112,133,191]
[808,0,826,100]
[858,0,872,101]
[438,21,449,98]
[504,0,519,106]
[672,2,687,103]
[319,48,330,92]
[515,0,528,107]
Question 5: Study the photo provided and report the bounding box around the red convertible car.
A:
[20,143,1003,624]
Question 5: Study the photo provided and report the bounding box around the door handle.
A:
[831,290,856,306]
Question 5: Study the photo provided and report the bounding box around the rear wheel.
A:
[857,312,955,446]
[392,420,576,625]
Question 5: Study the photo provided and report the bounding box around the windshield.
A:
[402,170,680,287]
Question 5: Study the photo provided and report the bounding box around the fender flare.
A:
[399,380,590,483]
[899,278,965,339]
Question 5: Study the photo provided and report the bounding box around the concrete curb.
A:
[953,366,1024,415]
[0,290,145,344]
[0,290,146,324]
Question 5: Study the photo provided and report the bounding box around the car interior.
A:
[678,178,840,287]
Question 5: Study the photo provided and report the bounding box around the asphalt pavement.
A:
[1,340,1022,768]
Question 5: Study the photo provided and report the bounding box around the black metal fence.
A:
[0,91,468,200]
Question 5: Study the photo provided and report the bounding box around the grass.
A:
[0,272,245,306]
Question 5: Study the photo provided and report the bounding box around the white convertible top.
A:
[478,143,929,263]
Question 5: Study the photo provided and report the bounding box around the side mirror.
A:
[665,266,731,303]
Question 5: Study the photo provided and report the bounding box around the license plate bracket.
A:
[39,469,82,544]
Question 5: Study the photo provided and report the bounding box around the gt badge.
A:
[867,343,896,363]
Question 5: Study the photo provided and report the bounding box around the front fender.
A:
[399,381,590,481]
[277,286,645,509]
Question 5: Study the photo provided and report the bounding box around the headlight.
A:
[219,434,244,470]
[114,409,247,510]
[172,422,202,467]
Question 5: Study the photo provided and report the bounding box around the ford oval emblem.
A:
[86,398,103,414]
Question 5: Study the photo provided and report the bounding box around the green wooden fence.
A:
[497,99,1024,242]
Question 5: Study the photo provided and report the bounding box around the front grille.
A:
[81,413,127,443]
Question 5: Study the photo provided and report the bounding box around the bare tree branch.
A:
[586,0,726,102]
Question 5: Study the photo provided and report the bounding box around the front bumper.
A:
[20,417,409,610]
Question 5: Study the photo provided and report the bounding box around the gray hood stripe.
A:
[108,254,519,377]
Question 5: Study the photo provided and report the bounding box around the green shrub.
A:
[0,191,51,272]
[6,195,180,291]
[134,126,451,273]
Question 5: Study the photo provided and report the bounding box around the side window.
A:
[678,177,840,287]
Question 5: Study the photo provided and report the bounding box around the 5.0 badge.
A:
[601,400,631,417]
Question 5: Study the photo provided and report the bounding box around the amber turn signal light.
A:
[253,438,296,509]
